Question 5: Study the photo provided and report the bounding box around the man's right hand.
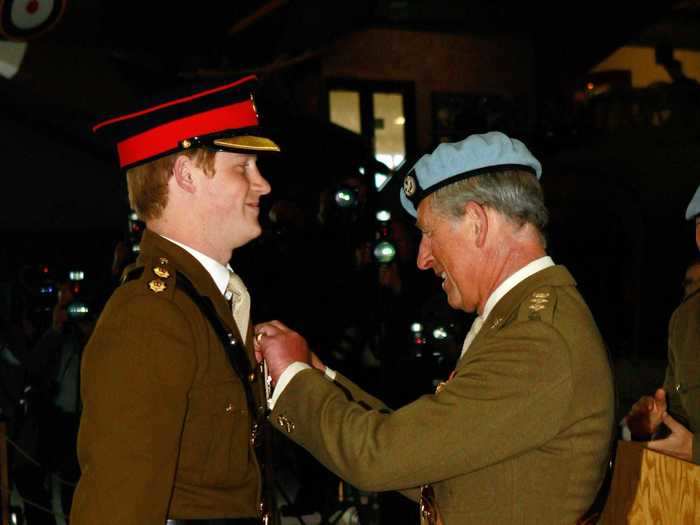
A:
[254,320,311,385]
[625,388,668,438]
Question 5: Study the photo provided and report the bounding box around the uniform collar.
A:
[482,256,555,322]
[161,235,232,297]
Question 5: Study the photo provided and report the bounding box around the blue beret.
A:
[686,184,700,220]
[400,131,542,217]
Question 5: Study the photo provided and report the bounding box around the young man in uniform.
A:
[256,132,614,524]
[72,75,279,525]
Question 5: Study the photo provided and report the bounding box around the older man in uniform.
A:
[72,76,279,525]
[256,132,614,524]
[626,184,700,463]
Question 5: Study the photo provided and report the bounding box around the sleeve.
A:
[663,310,690,428]
[77,293,196,524]
[270,320,572,492]
[330,371,390,412]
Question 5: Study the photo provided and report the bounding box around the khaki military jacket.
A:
[72,230,266,525]
[271,265,614,524]
[663,288,700,463]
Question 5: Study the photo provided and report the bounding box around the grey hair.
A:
[429,169,548,243]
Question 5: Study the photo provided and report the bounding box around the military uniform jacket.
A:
[271,265,614,524]
[663,288,700,463]
[72,230,266,525]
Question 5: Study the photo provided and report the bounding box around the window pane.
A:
[373,92,405,169]
[329,90,361,133]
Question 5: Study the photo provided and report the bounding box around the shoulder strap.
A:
[175,272,263,421]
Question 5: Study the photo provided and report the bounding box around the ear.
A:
[463,201,488,248]
[172,155,197,194]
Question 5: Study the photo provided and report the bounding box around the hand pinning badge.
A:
[254,329,272,401]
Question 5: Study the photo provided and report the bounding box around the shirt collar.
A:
[161,235,232,297]
[482,256,555,322]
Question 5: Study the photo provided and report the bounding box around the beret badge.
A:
[403,174,417,197]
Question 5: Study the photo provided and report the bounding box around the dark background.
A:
[0,1,699,521]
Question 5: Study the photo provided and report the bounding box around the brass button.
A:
[225,403,233,413]
[248,372,256,383]
[277,414,295,434]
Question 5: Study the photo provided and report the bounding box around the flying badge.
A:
[148,279,167,293]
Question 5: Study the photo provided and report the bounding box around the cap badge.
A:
[180,139,192,149]
[148,279,167,293]
[403,174,417,197]
[153,266,170,279]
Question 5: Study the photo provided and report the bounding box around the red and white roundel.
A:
[0,0,66,40]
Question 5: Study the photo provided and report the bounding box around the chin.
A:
[445,293,462,311]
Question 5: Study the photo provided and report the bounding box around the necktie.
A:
[226,271,250,336]
[460,315,484,358]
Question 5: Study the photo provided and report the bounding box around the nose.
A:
[250,163,271,196]
[416,235,433,270]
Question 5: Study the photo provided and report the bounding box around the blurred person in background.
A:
[625,184,700,463]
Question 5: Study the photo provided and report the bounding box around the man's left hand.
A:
[647,413,694,462]
[254,320,310,385]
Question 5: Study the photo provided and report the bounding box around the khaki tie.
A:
[460,315,484,358]
[226,271,250,337]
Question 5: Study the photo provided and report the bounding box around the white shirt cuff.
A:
[268,362,310,410]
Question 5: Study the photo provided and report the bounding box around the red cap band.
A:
[115,99,259,168]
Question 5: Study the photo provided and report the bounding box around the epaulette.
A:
[517,286,557,324]
[121,255,177,299]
